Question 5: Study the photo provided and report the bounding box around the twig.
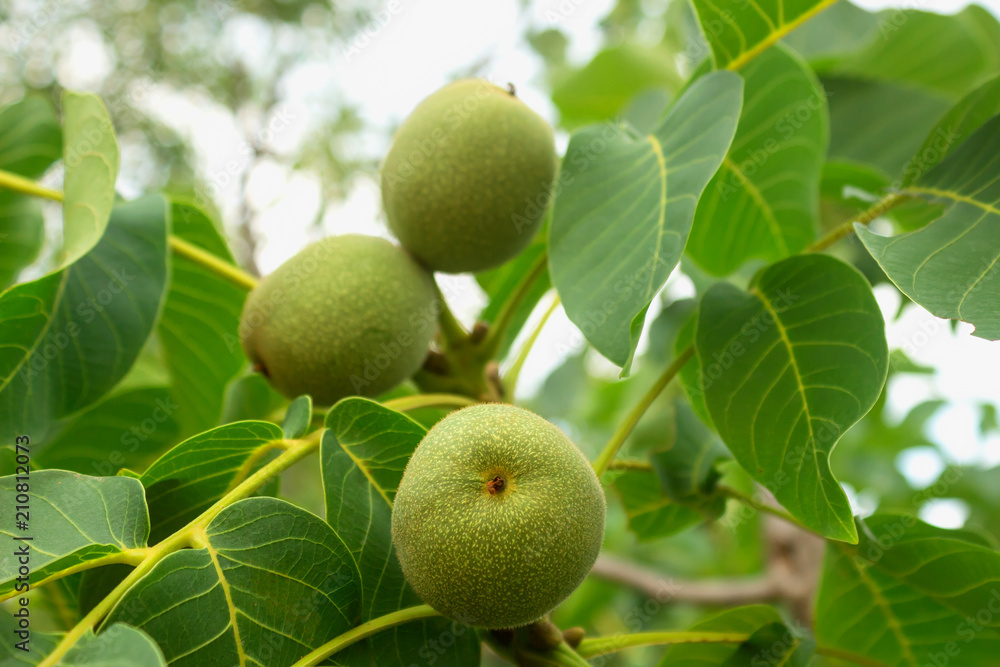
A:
[290,605,440,666]
[478,251,548,360]
[806,192,908,253]
[592,345,695,476]
[503,292,559,397]
[590,554,779,606]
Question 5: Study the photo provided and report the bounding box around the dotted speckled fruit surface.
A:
[240,234,437,406]
[391,404,606,629]
[381,79,557,274]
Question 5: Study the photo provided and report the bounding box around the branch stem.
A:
[169,236,258,291]
[0,548,150,604]
[290,605,440,667]
[592,345,695,476]
[576,631,750,658]
[382,393,477,413]
[0,168,63,202]
[435,283,468,349]
[479,251,548,360]
[0,168,259,292]
[806,192,908,253]
[815,645,892,667]
[574,631,888,666]
[719,486,825,539]
[503,293,559,396]
[38,430,325,665]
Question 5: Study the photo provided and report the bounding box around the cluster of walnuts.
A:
[238,80,606,632]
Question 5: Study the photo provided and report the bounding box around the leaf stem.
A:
[575,631,750,658]
[37,529,190,667]
[718,486,825,539]
[806,192,909,253]
[435,283,469,349]
[605,459,655,472]
[0,168,259,292]
[814,645,892,667]
[0,168,63,202]
[479,250,548,360]
[169,235,258,291]
[290,605,440,666]
[190,429,323,530]
[382,393,477,413]
[39,429,325,665]
[573,631,887,666]
[0,548,150,604]
[592,345,695,477]
[503,292,559,397]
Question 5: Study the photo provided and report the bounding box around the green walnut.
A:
[391,404,606,629]
[381,79,557,274]
[240,234,437,406]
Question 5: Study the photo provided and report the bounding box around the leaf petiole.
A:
[38,429,325,666]
[290,604,441,666]
[0,168,260,292]
[592,345,695,477]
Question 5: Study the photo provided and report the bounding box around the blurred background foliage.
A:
[3,0,1000,662]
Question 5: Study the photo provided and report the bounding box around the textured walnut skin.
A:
[391,404,606,629]
[381,79,557,274]
[240,234,437,405]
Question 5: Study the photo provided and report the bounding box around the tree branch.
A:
[589,554,780,606]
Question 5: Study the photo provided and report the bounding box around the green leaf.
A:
[825,76,951,178]
[475,234,550,359]
[106,497,362,666]
[697,254,888,542]
[903,74,1000,186]
[551,44,682,128]
[139,420,284,542]
[60,91,120,266]
[687,45,826,275]
[549,70,742,372]
[0,95,63,178]
[723,622,814,666]
[782,0,879,67]
[35,386,181,476]
[651,399,728,513]
[0,95,61,288]
[321,398,480,666]
[815,514,1000,666]
[676,311,713,428]
[818,160,943,233]
[0,471,148,599]
[659,605,786,665]
[612,468,702,541]
[220,372,285,424]
[159,199,248,435]
[282,395,312,439]
[829,5,1000,100]
[0,195,169,447]
[0,613,166,666]
[860,114,1000,341]
[690,0,837,71]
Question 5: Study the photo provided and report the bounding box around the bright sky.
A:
[48,0,1000,526]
